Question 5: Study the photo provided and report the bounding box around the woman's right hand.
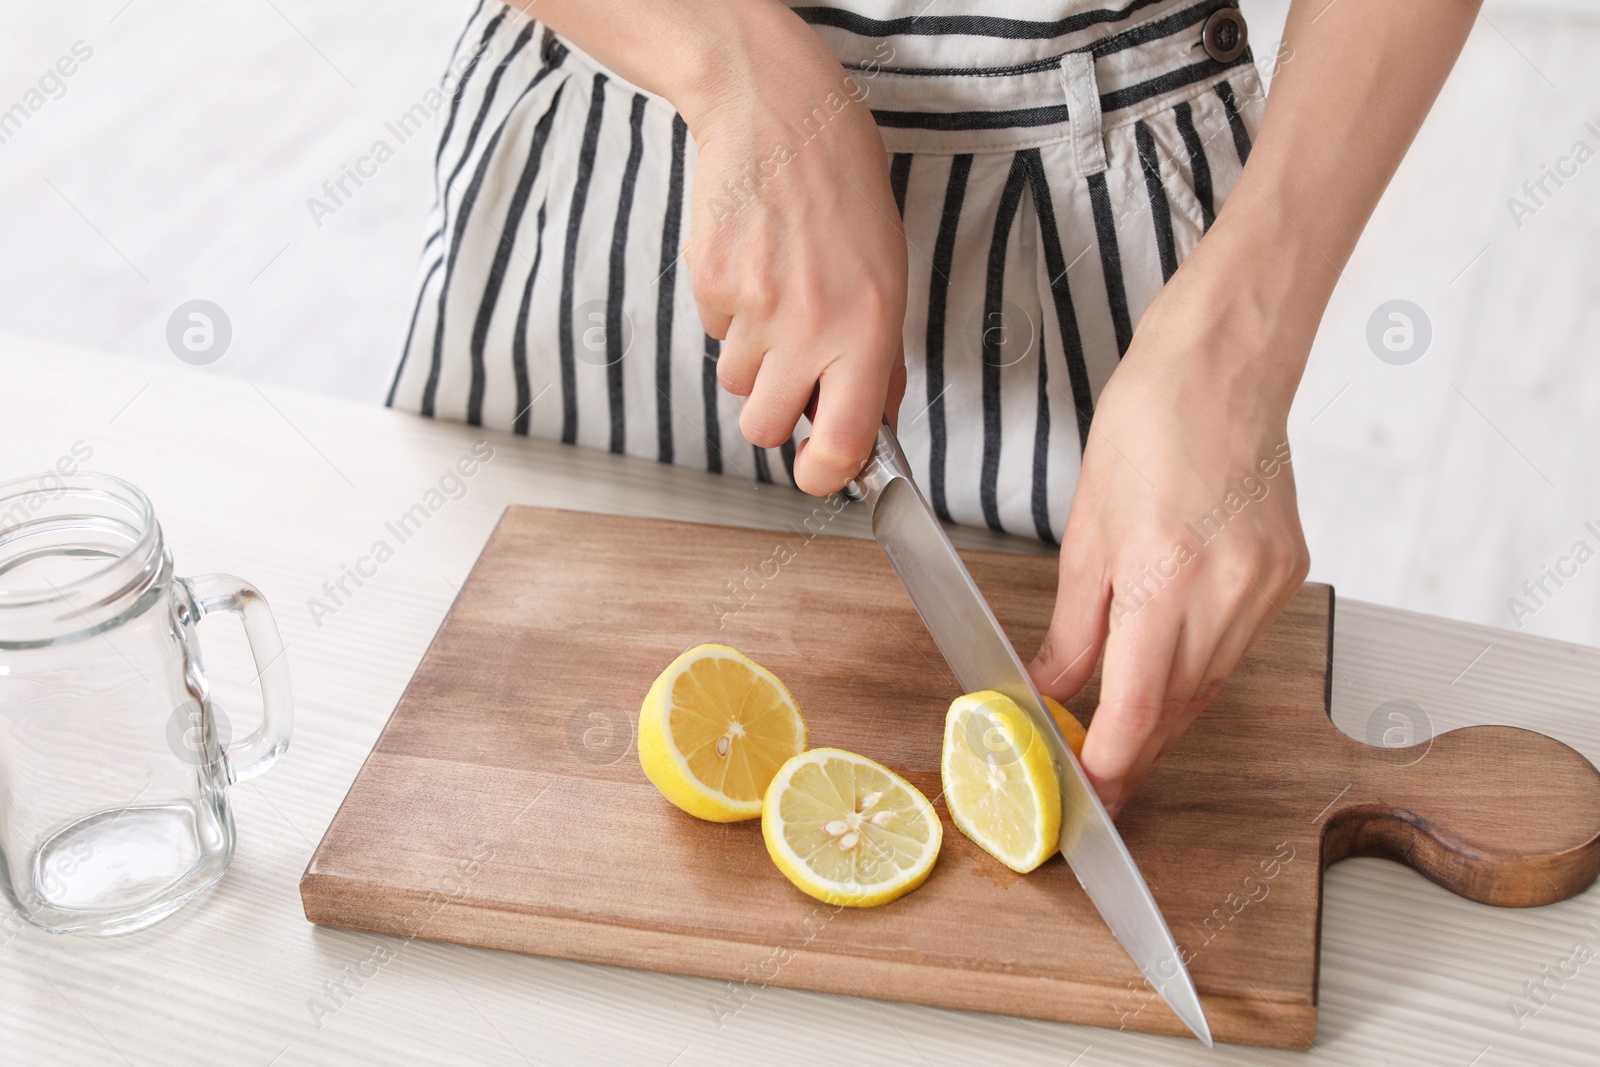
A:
[516,0,907,493]
[674,4,908,494]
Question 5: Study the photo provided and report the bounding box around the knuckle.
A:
[1245,549,1287,590]
[786,276,829,322]
[736,272,780,317]
[807,428,874,473]
[690,256,734,307]
[1034,629,1064,669]
[853,278,902,327]
[739,404,791,448]
[1291,544,1313,583]
[717,359,756,397]
[1257,538,1311,592]
[1209,541,1270,595]
[1188,675,1227,712]
[852,285,888,326]
[1103,699,1163,739]
[1033,630,1090,692]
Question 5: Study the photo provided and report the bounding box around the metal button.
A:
[1202,7,1248,63]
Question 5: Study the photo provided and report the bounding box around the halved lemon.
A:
[638,644,807,821]
[762,748,942,907]
[941,691,1085,874]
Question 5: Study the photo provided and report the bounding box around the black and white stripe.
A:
[389,0,1266,542]
[654,115,688,465]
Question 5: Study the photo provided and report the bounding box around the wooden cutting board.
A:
[300,506,1600,1049]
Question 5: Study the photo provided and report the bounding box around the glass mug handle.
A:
[177,574,293,783]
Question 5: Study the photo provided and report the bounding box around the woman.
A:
[387,0,1474,815]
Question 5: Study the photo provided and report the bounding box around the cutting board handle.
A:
[1321,724,1600,907]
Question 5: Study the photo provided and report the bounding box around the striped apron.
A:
[387,0,1264,543]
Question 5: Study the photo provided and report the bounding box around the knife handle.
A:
[845,424,914,510]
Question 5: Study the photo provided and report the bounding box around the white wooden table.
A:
[3,335,1597,1066]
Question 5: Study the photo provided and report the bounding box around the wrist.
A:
[1142,188,1337,411]
[663,1,846,137]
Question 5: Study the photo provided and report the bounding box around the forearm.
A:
[502,0,845,134]
[1161,0,1477,406]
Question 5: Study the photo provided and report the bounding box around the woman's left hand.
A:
[1026,250,1312,817]
[1024,0,1485,814]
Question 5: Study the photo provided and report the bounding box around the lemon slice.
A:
[941,691,1085,874]
[762,748,942,907]
[638,644,807,821]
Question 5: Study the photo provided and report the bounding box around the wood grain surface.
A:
[300,507,1600,1050]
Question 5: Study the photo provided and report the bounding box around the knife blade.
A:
[849,424,1211,1047]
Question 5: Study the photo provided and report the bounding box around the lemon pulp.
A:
[941,691,1084,873]
[762,748,942,907]
[638,644,807,822]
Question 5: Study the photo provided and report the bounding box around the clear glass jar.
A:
[0,472,291,934]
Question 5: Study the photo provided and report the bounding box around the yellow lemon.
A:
[941,691,1085,874]
[638,644,807,821]
[1047,694,1088,756]
[762,748,942,907]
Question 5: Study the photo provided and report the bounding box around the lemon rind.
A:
[638,644,807,822]
[761,748,943,908]
[940,691,1062,874]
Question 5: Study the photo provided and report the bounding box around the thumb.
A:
[792,359,889,495]
[1028,552,1110,703]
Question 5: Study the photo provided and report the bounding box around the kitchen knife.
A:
[848,423,1212,1047]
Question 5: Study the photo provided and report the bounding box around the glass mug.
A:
[0,472,291,934]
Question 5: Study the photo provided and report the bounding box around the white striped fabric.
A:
[387,0,1265,543]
